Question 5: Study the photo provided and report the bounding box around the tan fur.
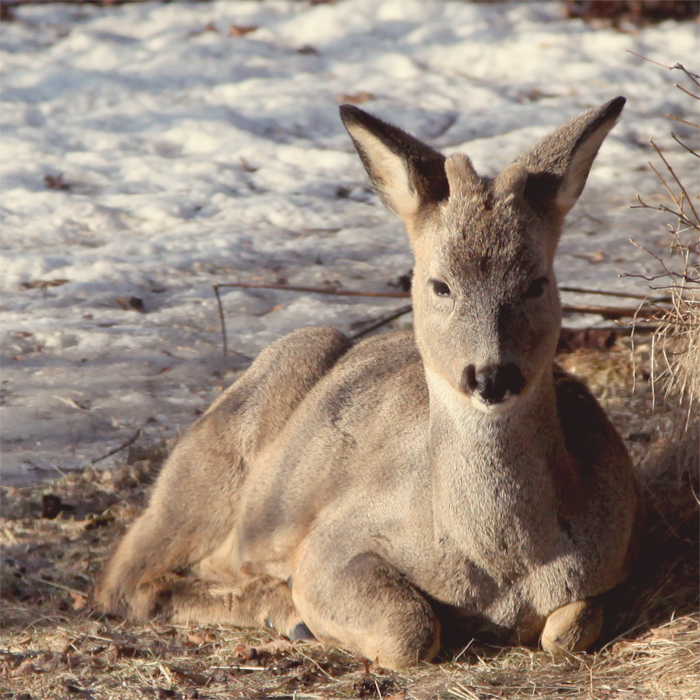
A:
[96,98,642,670]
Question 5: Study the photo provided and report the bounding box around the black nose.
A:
[461,363,525,403]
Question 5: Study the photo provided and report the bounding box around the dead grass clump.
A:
[564,1,700,27]
[632,62,700,424]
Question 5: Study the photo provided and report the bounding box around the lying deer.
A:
[97,97,643,669]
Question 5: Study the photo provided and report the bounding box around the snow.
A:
[1,0,696,484]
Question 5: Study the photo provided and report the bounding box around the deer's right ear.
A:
[340,105,449,225]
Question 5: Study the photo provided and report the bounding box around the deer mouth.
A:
[469,390,520,415]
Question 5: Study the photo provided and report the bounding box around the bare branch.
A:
[675,82,700,100]
[671,132,700,159]
[350,304,413,340]
[213,284,228,358]
[214,281,409,298]
[649,141,700,224]
[91,429,142,466]
[667,114,700,129]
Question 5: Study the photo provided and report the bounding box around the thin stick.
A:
[350,304,413,339]
[632,196,696,230]
[626,52,700,82]
[667,114,700,129]
[558,285,669,302]
[215,281,410,298]
[91,428,141,465]
[672,133,700,159]
[212,280,668,353]
[647,158,682,211]
[213,284,228,357]
[23,574,86,599]
[218,279,665,302]
[561,303,664,320]
[650,140,700,224]
[675,83,700,101]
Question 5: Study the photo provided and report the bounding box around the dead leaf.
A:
[234,639,291,660]
[557,328,617,354]
[70,591,87,611]
[229,24,257,37]
[21,279,69,289]
[260,304,283,316]
[170,666,208,686]
[186,631,214,645]
[44,173,71,191]
[240,157,258,172]
[116,296,145,312]
[111,645,144,660]
[336,91,374,105]
[42,494,64,519]
[576,249,606,263]
[11,659,36,676]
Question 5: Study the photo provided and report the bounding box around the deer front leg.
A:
[292,545,440,670]
[166,574,313,640]
[541,597,603,654]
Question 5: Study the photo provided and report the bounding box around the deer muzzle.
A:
[460,362,525,404]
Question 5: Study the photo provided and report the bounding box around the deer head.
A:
[340,98,625,414]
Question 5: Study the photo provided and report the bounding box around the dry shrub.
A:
[597,57,700,695]
[631,62,700,420]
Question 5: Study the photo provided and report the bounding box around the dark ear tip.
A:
[607,95,626,116]
[339,103,365,125]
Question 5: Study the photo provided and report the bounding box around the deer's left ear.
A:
[340,105,449,225]
[517,96,625,217]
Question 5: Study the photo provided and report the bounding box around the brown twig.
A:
[632,196,697,231]
[23,574,86,599]
[561,303,665,320]
[674,83,700,101]
[626,53,700,84]
[558,286,670,302]
[91,429,141,465]
[212,281,668,354]
[216,280,665,303]
[214,281,409,298]
[667,114,700,129]
[350,304,413,340]
[213,284,228,358]
[649,140,700,224]
[671,133,700,159]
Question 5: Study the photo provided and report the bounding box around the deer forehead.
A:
[413,184,548,285]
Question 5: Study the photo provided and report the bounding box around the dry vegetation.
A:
[2,58,699,700]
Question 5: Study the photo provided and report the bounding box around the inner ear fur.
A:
[517,96,626,216]
[339,105,449,224]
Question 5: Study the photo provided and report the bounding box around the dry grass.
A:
[2,338,698,700]
[631,62,700,424]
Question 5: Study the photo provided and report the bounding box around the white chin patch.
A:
[470,392,519,415]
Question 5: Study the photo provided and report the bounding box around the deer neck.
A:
[424,366,571,564]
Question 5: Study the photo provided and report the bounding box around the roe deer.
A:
[96,97,643,669]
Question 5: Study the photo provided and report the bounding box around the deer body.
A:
[97,98,642,669]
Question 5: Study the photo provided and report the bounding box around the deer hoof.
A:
[541,598,603,654]
[289,622,315,642]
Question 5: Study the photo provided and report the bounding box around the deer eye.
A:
[523,277,549,299]
[430,279,451,298]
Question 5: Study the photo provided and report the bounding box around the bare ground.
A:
[1,337,698,700]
